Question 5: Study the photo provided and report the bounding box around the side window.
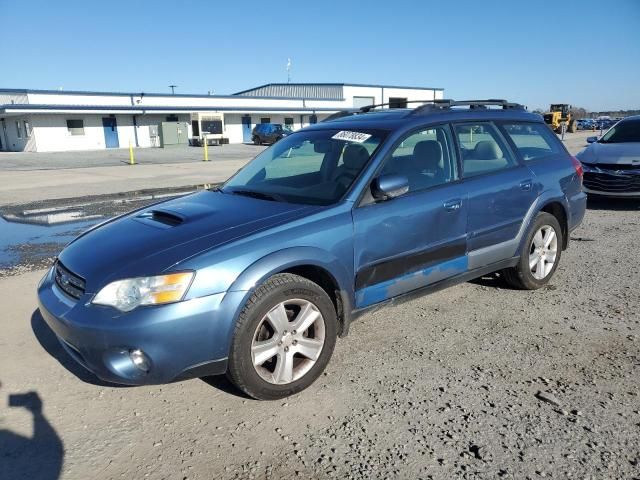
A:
[380,124,456,193]
[454,122,516,177]
[501,122,562,161]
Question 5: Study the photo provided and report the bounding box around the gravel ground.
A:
[1,131,639,480]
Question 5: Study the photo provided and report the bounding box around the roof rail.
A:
[410,99,525,115]
[321,109,359,122]
[321,98,526,123]
[321,99,439,122]
[359,99,438,113]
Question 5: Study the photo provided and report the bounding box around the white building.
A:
[0,83,444,152]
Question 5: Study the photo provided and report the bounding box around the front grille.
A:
[583,170,640,193]
[54,261,86,299]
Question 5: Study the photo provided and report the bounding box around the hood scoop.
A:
[137,209,185,227]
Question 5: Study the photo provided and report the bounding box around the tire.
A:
[253,136,261,145]
[568,120,577,133]
[502,212,563,290]
[227,273,338,400]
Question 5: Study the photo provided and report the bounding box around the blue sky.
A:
[1,0,638,111]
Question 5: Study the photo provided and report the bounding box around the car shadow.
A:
[30,309,128,388]
[468,271,511,289]
[0,388,64,480]
[199,375,251,399]
[587,196,640,211]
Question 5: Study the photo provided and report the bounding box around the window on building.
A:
[284,117,294,130]
[166,115,179,122]
[201,119,223,134]
[500,122,562,161]
[353,96,375,109]
[66,119,85,135]
[23,120,31,137]
[453,122,516,177]
[260,117,271,124]
[389,97,408,109]
[16,121,22,139]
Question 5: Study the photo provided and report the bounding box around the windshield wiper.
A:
[228,189,282,202]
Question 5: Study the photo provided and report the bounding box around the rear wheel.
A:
[227,274,338,400]
[503,212,562,290]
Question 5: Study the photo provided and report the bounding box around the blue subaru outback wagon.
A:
[37,100,586,399]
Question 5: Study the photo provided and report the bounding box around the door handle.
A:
[443,199,462,212]
[520,180,532,191]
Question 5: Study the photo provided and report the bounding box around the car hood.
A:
[58,190,317,292]
[577,142,640,165]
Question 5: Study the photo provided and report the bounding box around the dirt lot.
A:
[1,132,639,480]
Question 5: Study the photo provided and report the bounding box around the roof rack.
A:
[320,98,526,123]
[321,99,438,122]
[410,99,526,115]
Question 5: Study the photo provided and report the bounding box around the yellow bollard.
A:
[129,141,135,165]
[203,137,209,162]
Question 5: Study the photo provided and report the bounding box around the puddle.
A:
[0,213,107,270]
[0,185,210,274]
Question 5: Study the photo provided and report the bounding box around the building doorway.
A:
[1,119,8,150]
[241,116,252,143]
[102,117,119,148]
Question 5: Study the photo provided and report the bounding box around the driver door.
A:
[352,124,468,308]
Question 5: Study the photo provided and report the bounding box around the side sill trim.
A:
[350,257,519,320]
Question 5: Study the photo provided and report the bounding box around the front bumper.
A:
[582,165,640,197]
[36,267,246,385]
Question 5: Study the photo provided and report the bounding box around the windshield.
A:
[223,128,386,205]
[600,119,640,143]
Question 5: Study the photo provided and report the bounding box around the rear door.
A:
[352,124,468,308]
[453,122,538,267]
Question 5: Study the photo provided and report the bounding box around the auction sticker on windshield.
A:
[332,131,372,143]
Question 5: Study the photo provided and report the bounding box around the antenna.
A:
[168,84,177,95]
[286,58,291,83]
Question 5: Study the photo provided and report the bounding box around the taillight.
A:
[570,156,583,180]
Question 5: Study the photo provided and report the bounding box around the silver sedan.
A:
[577,116,640,197]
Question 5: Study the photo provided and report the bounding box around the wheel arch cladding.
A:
[227,247,354,337]
[539,201,568,250]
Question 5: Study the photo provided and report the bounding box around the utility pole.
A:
[169,84,177,95]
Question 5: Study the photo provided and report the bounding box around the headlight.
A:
[92,272,194,312]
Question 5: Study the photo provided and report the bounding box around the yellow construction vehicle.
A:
[543,104,577,133]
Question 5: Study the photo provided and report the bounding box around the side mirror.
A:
[586,136,598,144]
[371,175,409,201]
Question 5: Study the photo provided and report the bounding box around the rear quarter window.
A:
[501,122,563,161]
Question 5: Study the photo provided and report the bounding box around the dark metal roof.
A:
[234,83,445,99]
[234,84,344,100]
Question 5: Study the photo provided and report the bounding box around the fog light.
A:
[129,349,150,372]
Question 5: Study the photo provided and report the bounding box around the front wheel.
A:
[502,212,562,290]
[252,136,261,145]
[227,274,338,400]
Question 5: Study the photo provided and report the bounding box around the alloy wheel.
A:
[529,225,558,280]
[251,299,326,385]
